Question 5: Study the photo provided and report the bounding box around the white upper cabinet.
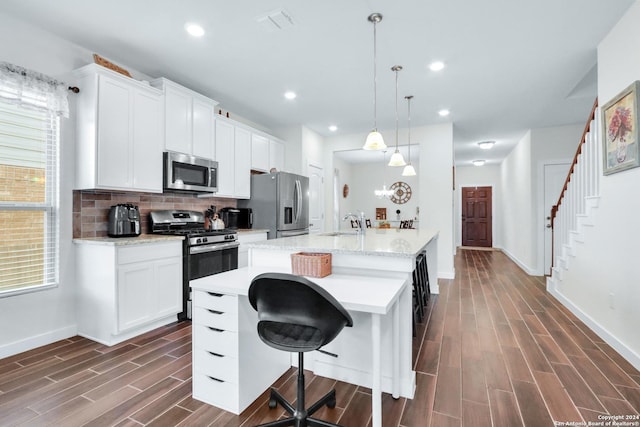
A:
[251,134,269,172]
[73,64,163,193]
[269,139,285,172]
[251,133,285,173]
[215,118,235,197]
[151,78,218,159]
[215,117,252,199]
[234,127,251,199]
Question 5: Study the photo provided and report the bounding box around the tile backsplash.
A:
[73,190,237,238]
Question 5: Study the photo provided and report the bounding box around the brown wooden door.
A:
[462,186,492,247]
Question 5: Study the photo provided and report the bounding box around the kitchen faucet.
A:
[342,211,366,234]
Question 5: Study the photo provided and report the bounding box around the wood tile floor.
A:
[1,249,639,426]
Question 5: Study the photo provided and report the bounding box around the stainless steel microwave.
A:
[163,151,218,193]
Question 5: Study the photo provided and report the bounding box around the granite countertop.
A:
[246,228,439,258]
[72,234,184,246]
[235,228,269,235]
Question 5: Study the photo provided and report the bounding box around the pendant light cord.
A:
[373,19,378,130]
[407,96,412,163]
[395,68,399,150]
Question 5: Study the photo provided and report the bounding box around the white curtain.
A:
[0,62,69,118]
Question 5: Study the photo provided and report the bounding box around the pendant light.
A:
[362,13,387,150]
[374,150,394,198]
[388,65,406,166]
[402,95,417,176]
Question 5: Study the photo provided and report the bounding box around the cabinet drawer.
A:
[117,243,181,265]
[193,290,237,313]
[193,348,238,383]
[193,324,238,357]
[193,373,238,412]
[193,306,238,332]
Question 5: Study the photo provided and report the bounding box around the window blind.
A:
[0,100,59,296]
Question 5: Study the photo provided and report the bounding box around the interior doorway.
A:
[307,163,324,234]
[461,186,493,247]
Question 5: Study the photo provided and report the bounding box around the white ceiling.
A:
[0,0,634,166]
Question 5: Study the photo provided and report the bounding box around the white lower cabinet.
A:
[237,232,268,268]
[76,240,183,346]
[192,290,289,414]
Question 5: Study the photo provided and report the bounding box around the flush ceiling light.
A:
[478,140,495,150]
[402,95,416,177]
[329,125,338,132]
[363,13,387,151]
[388,65,406,167]
[438,109,450,117]
[284,91,297,100]
[472,159,486,166]
[429,61,445,71]
[185,23,205,37]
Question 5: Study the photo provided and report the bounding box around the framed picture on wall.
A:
[602,80,640,175]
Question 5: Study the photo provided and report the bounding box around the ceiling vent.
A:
[257,9,295,32]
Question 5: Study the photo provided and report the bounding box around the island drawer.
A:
[193,306,238,332]
[193,373,238,413]
[193,290,237,313]
[193,348,239,383]
[193,324,238,357]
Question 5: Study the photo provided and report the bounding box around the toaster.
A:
[108,204,141,237]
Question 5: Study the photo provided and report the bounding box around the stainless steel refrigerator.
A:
[238,172,309,239]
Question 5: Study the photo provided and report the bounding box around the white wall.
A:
[455,164,502,249]
[324,123,455,279]
[333,156,353,228]
[552,1,640,366]
[500,131,535,272]
[0,12,89,356]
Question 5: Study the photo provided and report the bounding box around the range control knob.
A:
[202,237,208,243]
[196,238,202,244]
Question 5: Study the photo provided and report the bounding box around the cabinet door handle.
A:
[207,292,224,297]
[207,326,224,332]
[207,309,223,315]
[208,351,224,358]
[208,376,224,383]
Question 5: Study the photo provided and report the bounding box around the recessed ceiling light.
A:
[329,125,338,132]
[472,159,486,166]
[185,23,205,37]
[284,91,297,100]
[429,61,445,71]
[478,141,495,150]
[438,109,450,117]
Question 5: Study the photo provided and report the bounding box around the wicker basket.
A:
[291,252,332,278]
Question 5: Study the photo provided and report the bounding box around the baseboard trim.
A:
[501,248,536,275]
[0,324,78,359]
[549,287,640,371]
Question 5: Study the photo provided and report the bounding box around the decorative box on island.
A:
[291,252,332,278]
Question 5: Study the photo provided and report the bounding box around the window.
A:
[0,96,60,296]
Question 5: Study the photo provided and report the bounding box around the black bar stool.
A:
[249,272,353,427]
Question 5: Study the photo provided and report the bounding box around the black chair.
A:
[249,272,353,427]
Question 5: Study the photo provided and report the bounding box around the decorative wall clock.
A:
[390,181,412,204]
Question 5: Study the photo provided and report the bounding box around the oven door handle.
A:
[189,241,240,254]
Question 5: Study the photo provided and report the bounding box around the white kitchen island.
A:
[190,228,438,427]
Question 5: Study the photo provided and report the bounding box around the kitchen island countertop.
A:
[245,228,438,258]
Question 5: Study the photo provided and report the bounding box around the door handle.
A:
[546,224,552,228]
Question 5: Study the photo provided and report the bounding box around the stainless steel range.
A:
[150,210,238,320]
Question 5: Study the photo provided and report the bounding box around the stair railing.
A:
[550,98,601,270]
